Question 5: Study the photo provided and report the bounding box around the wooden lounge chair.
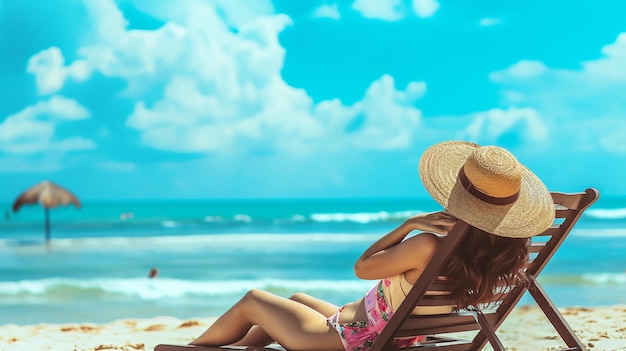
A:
[155,188,600,351]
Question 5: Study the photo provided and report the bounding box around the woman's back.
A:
[385,273,455,315]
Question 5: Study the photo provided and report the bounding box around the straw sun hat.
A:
[418,141,555,238]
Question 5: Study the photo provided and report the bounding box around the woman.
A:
[188,141,555,351]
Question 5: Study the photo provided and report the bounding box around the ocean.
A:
[1,197,625,326]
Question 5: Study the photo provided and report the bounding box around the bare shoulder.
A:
[403,233,441,281]
[402,232,440,257]
[405,232,440,247]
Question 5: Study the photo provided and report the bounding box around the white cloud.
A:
[412,0,440,18]
[313,3,340,20]
[479,17,501,26]
[490,60,547,81]
[599,123,626,153]
[72,0,426,155]
[350,0,440,21]
[583,33,626,81]
[9,95,90,122]
[463,107,549,146]
[127,73,425,153]
[490,34,626,104]
[44,95,91,120]
[492,34,626,87]
[0,154,64,173]
[26,47,91,95]
[485,33,626,153]
[0,96,95,154]
[207,0,275,27]
[315,75,426,151]
[351,0,404,21]
[78,0,286,98]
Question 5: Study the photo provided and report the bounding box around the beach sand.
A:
[0,306,624,351]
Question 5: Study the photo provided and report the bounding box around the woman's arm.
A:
[354,212,456,280]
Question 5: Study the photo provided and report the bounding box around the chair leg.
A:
[473,310,505,351]
[527,276,587,350]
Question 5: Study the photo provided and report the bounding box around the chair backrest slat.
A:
[529,241,547,254]
[536,227,563,236]
[398,312,500,336]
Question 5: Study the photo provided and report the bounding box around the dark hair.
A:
[440,226,530,309]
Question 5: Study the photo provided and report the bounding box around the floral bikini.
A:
[327,278,426,351]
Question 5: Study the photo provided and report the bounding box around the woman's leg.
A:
[190,289,343,351]
[291,292,341,317]
[232,292,340,346]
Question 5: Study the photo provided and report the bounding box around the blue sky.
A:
[1,0,626,200]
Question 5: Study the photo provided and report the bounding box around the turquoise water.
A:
[0,197,625,325]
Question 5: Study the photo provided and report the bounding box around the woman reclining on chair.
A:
[187,141,555,351]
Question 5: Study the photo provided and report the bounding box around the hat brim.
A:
[418,141,555,238]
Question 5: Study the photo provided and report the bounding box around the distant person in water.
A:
[149,267,159,279]
[183,141,555,351]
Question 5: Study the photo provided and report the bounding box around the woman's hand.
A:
[354,211,456,279]
[405,211,457,235]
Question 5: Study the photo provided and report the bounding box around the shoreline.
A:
[1,305,625,351]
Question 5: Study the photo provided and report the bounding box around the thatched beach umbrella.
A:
[12,180,81,242]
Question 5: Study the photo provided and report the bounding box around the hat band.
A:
[458,166,519,205]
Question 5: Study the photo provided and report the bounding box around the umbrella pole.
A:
[44,208,50,243]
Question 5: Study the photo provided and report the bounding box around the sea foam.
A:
[585,208,626,220]
[0,277,373,301]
